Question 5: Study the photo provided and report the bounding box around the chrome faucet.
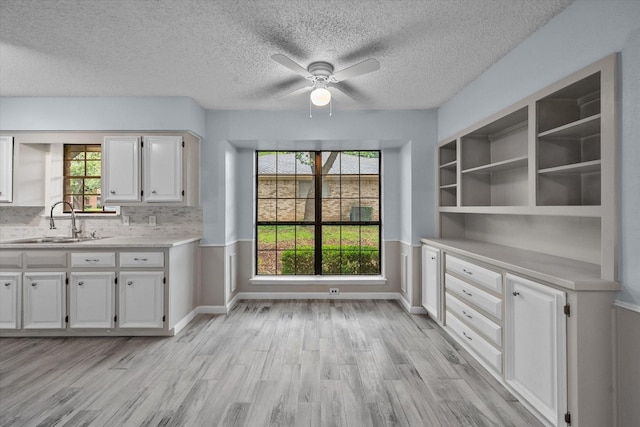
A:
[50,201,81,238]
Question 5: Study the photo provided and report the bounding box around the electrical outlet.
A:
[122,215,130,226]
[149,215,157,226]
[329,288,339,295]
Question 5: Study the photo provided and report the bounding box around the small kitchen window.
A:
[63,144,111,213]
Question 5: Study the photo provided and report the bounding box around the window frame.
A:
[255,150,382,276]
[62,143,111,214]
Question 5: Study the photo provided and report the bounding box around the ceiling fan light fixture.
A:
[310,87,331,106]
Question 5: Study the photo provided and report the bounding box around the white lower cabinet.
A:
[119,271,164,328]
[0,273,21,329]
[505,273,567,427]
[69,272,115,329]
[421,245,442,322]
[23,272,66,329]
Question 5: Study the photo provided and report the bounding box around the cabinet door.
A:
[0,273,21,329]
[119,271,164,328]
[421,245,441,322]
[70,272,115,329]
[23,272,66,329]
[505,274,567,427]
[103,136,141,202]
[0,136,13,203]
[144,136,182,202]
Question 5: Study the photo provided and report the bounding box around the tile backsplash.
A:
[0,206,202,241]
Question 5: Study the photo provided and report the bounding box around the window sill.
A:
[249,275,387,286]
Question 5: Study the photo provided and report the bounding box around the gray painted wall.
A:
[437,0,640,306]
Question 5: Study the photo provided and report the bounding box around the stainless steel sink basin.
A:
[3,236,109,244]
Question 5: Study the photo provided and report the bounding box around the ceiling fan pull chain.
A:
[329,98,332,117]
[309,96,312,119]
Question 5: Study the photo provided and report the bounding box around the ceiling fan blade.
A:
[278,80,313,99]
[271,54,313,79]
[332,58,380,82]
[328,84,357,104]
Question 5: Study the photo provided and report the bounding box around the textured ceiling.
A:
[0,0,574,110]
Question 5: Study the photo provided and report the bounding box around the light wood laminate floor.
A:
[0,300,542,427]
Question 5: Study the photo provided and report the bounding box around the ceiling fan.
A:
[271,54,380,107]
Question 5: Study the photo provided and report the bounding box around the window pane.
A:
[322,225,341,248]
[340,175,358,198]
[276,199,295,222]
[257,199,276,221]
[361,176,379,199]
[295,198,314,221]
[257,250,276,275]
[276,225,295,250]
[295,152,315,174]
[64,195,83,211]
[296,177,315,198]
[66,161,85,177]
[322,199,341,221]
[276,177,295,198]
[84,195,102,211]
[257,225,276,250]
[86,160,101,177]
[84,178,101,195]
[257,176,276,198]
[361,226,379,249]
[65,146,85,160]
[340,225,361,247]
[321,248,341,274]
[65,179,83,194]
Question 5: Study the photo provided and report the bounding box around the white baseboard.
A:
[197,305,229,314]
[397,294,427,314]
[235,291,400,300]
[172,308,198,335]
[614,300,640,314]
[226,293,240,312]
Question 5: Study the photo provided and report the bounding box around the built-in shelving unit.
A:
[435,54,618,281]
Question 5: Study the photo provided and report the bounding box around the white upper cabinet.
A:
[143,136,182,202]
[0,136,14,203]
[102,135,184,204]
[102,136,141,202]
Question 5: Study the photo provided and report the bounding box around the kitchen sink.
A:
[2,236,109,244]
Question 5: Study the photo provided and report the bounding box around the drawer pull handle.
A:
[462,311,472,319]
[462,289,473,297]
[463,268,473,275]
[127,281,133,286]
[512,291,520,296]
[85,259,99,263]
[4,282,11,287]
[463,331,473,341]
[133,258,148,262]
[78,281,84,286]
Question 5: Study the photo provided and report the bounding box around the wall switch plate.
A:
[149,215,157,226]
[330,288,339,295]
[122,215,130,226]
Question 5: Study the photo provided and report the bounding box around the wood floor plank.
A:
[0,300,542,427]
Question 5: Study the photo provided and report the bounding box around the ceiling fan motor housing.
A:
[307,61,334,81]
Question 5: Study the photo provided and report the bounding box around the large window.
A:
[63,144,105,213]
[256,151,381,275]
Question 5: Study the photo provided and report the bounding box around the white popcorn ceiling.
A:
[0,0,574,110]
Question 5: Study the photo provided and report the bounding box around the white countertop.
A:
[0,235,202,249]
[421,238,620,292]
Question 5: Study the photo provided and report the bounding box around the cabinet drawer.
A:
[447,312,502,374]
[120,252,164,268]
[446,255,502,293]
[71,252,116,268]
[446,273,502,320]
[447,292,502,347]
[25,251,67,268]
[0,251,22,268]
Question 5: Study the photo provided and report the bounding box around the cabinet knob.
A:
[4,282,10,287]
[430,257,436,260]
[31,282,37,287]
[512,291,520,296]
[78,281,84,286]
[127,281,133,286]
[152,190,157,194]
[110,190,116,194]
